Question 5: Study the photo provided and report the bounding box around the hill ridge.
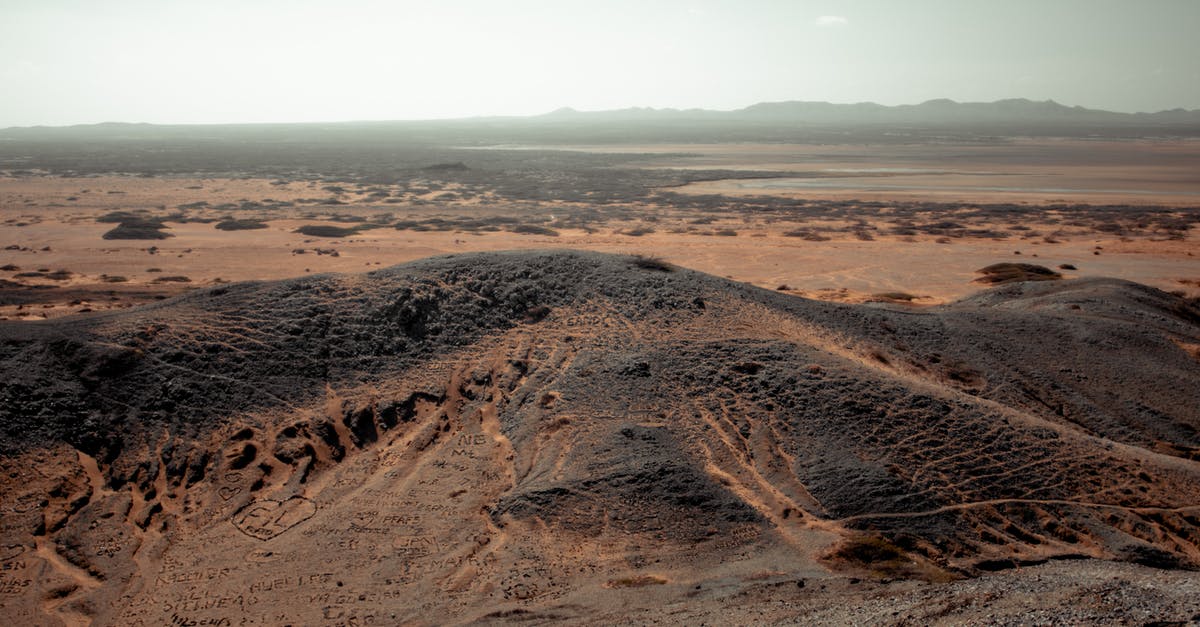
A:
[4,98,1198,134]
[1,250,1198,624]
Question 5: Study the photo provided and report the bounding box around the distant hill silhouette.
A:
[534,98,1200,127]
[2,99,1198,139]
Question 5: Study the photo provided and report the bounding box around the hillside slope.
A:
[1,250,1198,625]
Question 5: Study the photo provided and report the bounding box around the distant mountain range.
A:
[535,98,1200,126]
[2,99,1198,141]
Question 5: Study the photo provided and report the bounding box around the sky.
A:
[1,0,1198,127]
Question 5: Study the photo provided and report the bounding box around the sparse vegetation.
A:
[102,218,172,240]
[215,218,269,231]
[510,224,559,236]
[974,263,1062,285]
[630,254,674,272]
[823,534,951,581]
[295,225,360,238]
[15,270,73,280]
[784,229,831,241]
[830,534,907,565]
[95,210,148,223]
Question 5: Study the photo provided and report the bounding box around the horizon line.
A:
[3,97,1198,132]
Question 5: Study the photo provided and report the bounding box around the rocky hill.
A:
[1,250,1198,625]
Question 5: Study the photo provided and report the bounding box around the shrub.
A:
[96,210,147,223]
[822,533,955,581]
[509,224,559,236]
[102,219,171,240]
[296,225,359,238]
[974,263,1062,285]
[630,255,674,272]
[784,229,831,241]
[215,219,269,231]
[830,534,906,564]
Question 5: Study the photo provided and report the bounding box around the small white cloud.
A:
[815,15,849,27]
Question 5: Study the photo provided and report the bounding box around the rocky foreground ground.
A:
[1,250,1198,625]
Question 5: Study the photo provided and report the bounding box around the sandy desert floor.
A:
[537,139,1200,206]
[1,137,1199,625]
[1,168,1197,321]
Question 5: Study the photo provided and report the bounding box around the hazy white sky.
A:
[1,0,1198,126]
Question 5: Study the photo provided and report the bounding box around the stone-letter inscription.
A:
[231,497,316,540]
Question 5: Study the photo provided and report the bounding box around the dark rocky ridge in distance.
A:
[5,98,1198,137]
[1,250,1198,624]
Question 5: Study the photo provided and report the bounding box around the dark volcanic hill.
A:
[1,250,1199,625]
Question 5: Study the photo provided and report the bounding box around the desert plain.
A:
[3,138,1199,320]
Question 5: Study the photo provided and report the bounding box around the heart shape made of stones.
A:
[231,496,316,540]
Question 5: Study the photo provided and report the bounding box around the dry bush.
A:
[103,218,171,240]
[295,224,359,238]
[784,229,831,241]
[510,224,559,236]
[630,255,674,272]
[215,219,269,231]
[974,263,1061,285]
[830,534,906,565]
